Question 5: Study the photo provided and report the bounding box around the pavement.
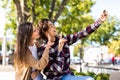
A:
[0,65,15,80]
[71,63,120,73]
[0,64,120,80]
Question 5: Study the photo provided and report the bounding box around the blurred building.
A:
[70,45,111,65]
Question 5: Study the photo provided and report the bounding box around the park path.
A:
[0,65,15,80]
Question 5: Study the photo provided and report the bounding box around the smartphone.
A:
[103,10,108,16]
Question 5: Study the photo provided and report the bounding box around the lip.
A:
[54,29,56,32]
[36,34,40,36]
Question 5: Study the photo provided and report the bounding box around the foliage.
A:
[71,68,110,80]
[58,0,95,34]
[2,0,95,34]
[1,0,95,49]
[86,71,96,78]
[108,40,120,55]
[95,73,110,80]
[73,43,81,56]
[1,0,120,55]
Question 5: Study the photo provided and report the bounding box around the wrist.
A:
[45,46,50,50]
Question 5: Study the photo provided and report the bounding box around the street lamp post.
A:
[2,35,7,66]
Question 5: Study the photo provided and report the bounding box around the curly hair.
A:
[37,19,51,40]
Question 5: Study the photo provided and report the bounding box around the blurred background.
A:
[0,0,120,80]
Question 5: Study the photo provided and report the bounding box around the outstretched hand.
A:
[100,10,108,22]
[58,33,67,51]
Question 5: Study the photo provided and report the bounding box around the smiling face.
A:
[47,21,57,37]
[37,19,57,41]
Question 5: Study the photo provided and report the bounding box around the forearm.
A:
[39,47,50,67]
[66,19,102,45]
[26,47,49,70]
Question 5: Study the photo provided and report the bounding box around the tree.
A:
[2,0,95,48]
[13,0,30,25]
[2,0,95,32]
[2,0,120,60]
[108,40,120,56]
[11,0,69,25]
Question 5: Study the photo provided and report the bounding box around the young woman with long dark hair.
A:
[14,22,54,80]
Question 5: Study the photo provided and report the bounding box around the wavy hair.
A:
[37,19,51,40]
[15,22,33,64]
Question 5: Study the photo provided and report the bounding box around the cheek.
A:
[32,33,37,38]
[37,34,40,38]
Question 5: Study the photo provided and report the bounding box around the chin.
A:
[36,36,40,39]
[54,34,57,37]
[55,32,57,35]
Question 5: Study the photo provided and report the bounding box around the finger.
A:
[60,32,62,39]
[62,39,67,43]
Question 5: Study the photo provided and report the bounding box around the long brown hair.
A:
[15,22,33,64]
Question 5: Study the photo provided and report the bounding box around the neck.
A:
[49,36,55,42]
[29,39,35,46]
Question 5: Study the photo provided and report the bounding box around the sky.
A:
[0,0,120,38]
[0,2,6,38]
[90,0,120,19]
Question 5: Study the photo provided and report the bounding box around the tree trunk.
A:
[13,0,30,26]
[22,0,30,22]
[48,0,56,20]
[31,0,36,22]
[13,0,23,26]
[53,0,68,23]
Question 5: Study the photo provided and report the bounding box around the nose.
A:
[36,29,39,33]
[53,26,56,29]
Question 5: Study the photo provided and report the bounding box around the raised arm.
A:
[65,10,108,45]
[27,34,54,70]
[26,46,50,70]
[26,39,54,70]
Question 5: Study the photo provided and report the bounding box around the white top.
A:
[28,44,38,72]
[28,44,43,80]
[28,44,38,60]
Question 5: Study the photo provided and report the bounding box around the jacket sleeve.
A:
[65,19,102,45]
[26,47,49,70]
